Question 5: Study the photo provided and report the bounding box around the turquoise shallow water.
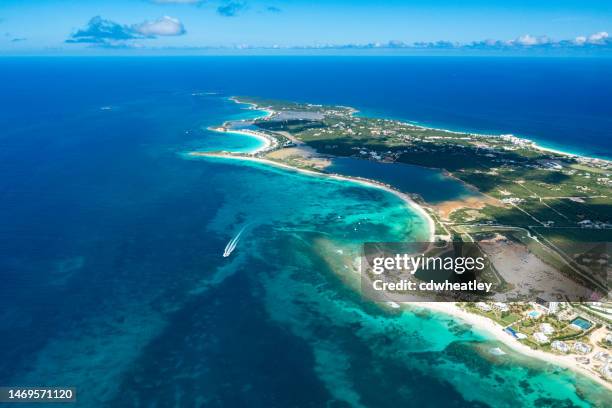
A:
[190,104,269,154]
[0,60,610,407]
[195,129,265,153]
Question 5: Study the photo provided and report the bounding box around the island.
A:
[190,96,611,388]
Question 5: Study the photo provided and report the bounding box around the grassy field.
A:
[242,97,610,287]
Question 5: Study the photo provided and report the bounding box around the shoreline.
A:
[242,96,609,163]
[189,152,436,242]
[208,126,277,154]
[203,96,610,390]
[411,302,612,391]
[403,120,595,160]
[206,97,278,154]
[229,96,275,120]
[220,97,436,239]
[361,112,610,163]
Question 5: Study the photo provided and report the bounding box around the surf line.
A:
[223,225,248,257]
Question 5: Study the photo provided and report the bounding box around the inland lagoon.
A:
[326,157,477,204]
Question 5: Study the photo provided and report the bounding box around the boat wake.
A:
[223,225,248,257]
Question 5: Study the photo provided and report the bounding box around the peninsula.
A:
[191,96,611,388]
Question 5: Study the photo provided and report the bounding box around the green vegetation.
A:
[244,97,610,243]
[463,303,526,327]
[238,96,611,291]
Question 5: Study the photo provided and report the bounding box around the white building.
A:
[548,302,559,314]
[476,302,491,312]
[551,340,569,353]
[573,342,592,354]
[533,298,560,315]
[533,332,549,344]
[540,323,555,335]
[493,302,509,312]
[593,351,611,363]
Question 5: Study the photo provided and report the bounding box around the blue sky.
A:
[1,0,611,55]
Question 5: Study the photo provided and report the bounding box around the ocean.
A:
[0,57,610,407]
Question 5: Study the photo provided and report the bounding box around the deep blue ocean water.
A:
[3,57,610,158]
[1,58,611,407]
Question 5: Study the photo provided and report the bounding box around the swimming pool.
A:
[571,318,592,330]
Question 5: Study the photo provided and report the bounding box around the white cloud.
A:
[134,16,186,37]
[67,15,186,47]
[513,34,551,46]
[516,34,538,46]
[588,31,609,44]
[574,31,608,46]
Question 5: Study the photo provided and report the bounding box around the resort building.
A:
[551,340,569,353]
[539,323,555,335]
[547,302,559,314]
[533,332,549,344]
[573,342,592,354]
[493,302,509,312]
[593,351,612,363]
[476,302,491,312]
[533,298,560,315]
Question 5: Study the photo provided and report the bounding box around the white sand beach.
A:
[409,302,611,390]
[208,127,277,154]
[201,97,610,391]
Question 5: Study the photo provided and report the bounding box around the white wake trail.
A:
[222,225,248,257]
